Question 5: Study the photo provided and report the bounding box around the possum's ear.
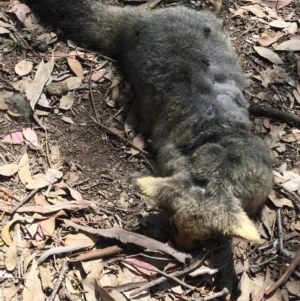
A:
[132,176,173,197]
[231,209,260,241]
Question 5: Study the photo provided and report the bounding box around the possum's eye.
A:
[201,58,210,67]
[203,27,211,37]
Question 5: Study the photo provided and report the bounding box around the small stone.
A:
[45,82,68,96]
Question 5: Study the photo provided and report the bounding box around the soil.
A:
[0,0,299,300]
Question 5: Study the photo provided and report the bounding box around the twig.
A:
[48,259,69,301]
[257,239,278,252]
[277,209,284,253]
[121,259,196,291]
[253,267,271,301]
[90,116,150,156]
[202,288,229,301]
[271,85,285,104]
[70,245,123,262]
[242,22,257,35]
[89,53,101,124]
[72,178,89,187]
[277,209,294,259]
[10,188,41,214]
[0,76,14,87]
[129,251,209,297]
[265,250,300,296]
[45,129,51,167]
[37,244,90,265]
[250,254,278,268]
[274,182,300,204]
[0,186,21,203]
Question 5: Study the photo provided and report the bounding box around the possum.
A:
[25,0,273,250]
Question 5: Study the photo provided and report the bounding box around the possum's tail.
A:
[25,0,142,57]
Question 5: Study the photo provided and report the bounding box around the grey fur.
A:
[26,0,273,249]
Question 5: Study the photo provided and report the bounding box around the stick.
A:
[130,251,209,297]
[10,188,41,214]
[248,105,300,127]
[48,259,69,301]
[121,259,196,292]
[265,249,300,295]
[37,244,90,265]
[0,186,21,203]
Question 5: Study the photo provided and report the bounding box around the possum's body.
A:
[26,0,273,249]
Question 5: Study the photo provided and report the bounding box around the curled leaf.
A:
[15,60,33,76]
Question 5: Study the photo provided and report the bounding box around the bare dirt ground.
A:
[0,0,299,300]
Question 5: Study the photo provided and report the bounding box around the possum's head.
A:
[133,174,261,250]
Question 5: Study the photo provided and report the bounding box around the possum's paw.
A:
[130,171,151,189]
[204,0,222,13]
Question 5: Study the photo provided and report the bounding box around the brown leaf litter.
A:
[0,0,299,300]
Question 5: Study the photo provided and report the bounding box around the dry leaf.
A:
[110,290,127,301]
[263,0,293,9]
[281,170,300,192]
[233,8,247,17]
[276,40,300,51]
[55,181,83,201]
[37,93,51,108]
[65,233,98,248]
[65,77,82,90]
[91,69,106,81]
[15,60,33,76]
[269,19,290,28]
[59,92,74,110]
[5,242,18,271]
[22,128,40,150]
[259,66,289,87]
[1,215,33,246]
[254,46,283,64]
[63,219,191,263]
[131,133,145,156]
[26,54,54,110]
[50,145,61,168]
[293,89,300,105]
[285,22,298,34]
[280,133,300,142]
[26,174,49,190]
[39,266,54,290]
[268,191,293,208]
[0,164,19,177]
[39,217,56,236]
[286,281,300,297]
[17,200,93,214]
[0,93,9,110]
[82,277,115,301]
[10,3,31,22]
[23,259,44,301]
[290,221,300,232]
[18,151,31,186]
[82,259,103,279]
[0,27,10,34]
[61,116,75,124]
[2,132,24,144]
[67,51,84,79]
[25,168,63,190]
[241,5,266,18]
[122,258,158,277]
[257,35,279,47]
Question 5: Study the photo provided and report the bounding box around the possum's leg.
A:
[156,143,188,176]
